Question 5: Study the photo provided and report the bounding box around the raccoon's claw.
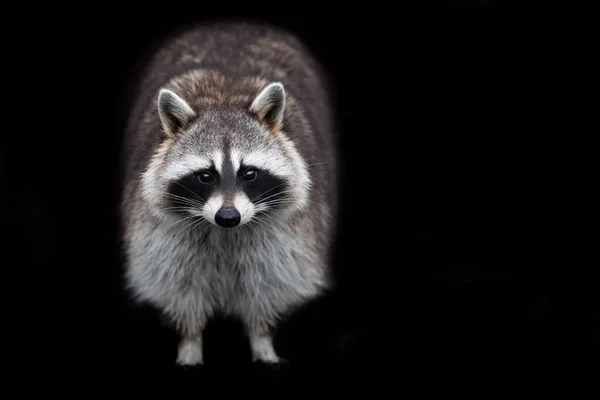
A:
[252,354,288,364]
[174,362,205,373]
[252,357,290,373]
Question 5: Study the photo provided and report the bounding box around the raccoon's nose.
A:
[214,207,241,228]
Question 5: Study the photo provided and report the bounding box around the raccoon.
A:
[119,20,338,365]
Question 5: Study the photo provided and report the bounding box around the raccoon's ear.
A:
[157,88,196,136]
[250,82,285,131]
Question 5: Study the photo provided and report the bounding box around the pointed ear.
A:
[249,82,286,131]
[157,88,195,136]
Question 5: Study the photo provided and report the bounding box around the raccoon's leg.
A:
[172,310,205,366]
[246,320,282,364]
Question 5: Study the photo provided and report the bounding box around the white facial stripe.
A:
[163,154,212,181]
[202,193,223,225]
[234,192,255,225]
[240,151,292,178]
[213,151,224,175]
[229,148,242,174]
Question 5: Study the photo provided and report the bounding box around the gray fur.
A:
[119,20,338,365]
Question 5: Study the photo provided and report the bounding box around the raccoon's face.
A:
[141,82,311,229]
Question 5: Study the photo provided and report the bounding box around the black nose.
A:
[214,207,241,227]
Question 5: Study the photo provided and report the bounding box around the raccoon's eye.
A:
[197,171,215,184]
[242,168,258,182]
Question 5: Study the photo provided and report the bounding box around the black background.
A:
[10,0,598,390]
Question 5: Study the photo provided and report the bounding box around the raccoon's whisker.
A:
[260,181,287,193]
[258,203,297,211]
[163,203,202,212]
[258,201,298,210]
[165,213,200,232]
[260,197,298,205]
[175,221,201,239]
[163,206,199,212]
[306,162,328,167]
[255,212,281,226]
[172,182,206,200]
[243,220,262,237]
[163,201,201,209]
[182,217,210,236]
[165,193,205,206]
[164,201,204,212]
[173,215,206,237]
[240,183,288,209]
[163,209,203,218]
[255,188,297,204]
[250,183,288,202]
[165,204,202,213]
[255,195,309,209]
[165,195,202,205]
[172,182,207,202]
[252,215,277,231]
[262,198,318,209]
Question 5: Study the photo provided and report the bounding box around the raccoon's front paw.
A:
[248,328,289,370]
[251,345,289,370]
[176,338,204,366]
[250,335,283,364]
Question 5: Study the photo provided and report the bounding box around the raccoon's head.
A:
[141,80,311,229]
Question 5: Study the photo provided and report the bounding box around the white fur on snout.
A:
[234,192,255,225]
[213,150,224,175]
[229,149,242,173]
[202,193,223,225]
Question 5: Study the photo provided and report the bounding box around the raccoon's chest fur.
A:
[126,211,326,321]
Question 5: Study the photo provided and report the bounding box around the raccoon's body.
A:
[119,20,338,365]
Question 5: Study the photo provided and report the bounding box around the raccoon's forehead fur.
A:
[140,70,312,221]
